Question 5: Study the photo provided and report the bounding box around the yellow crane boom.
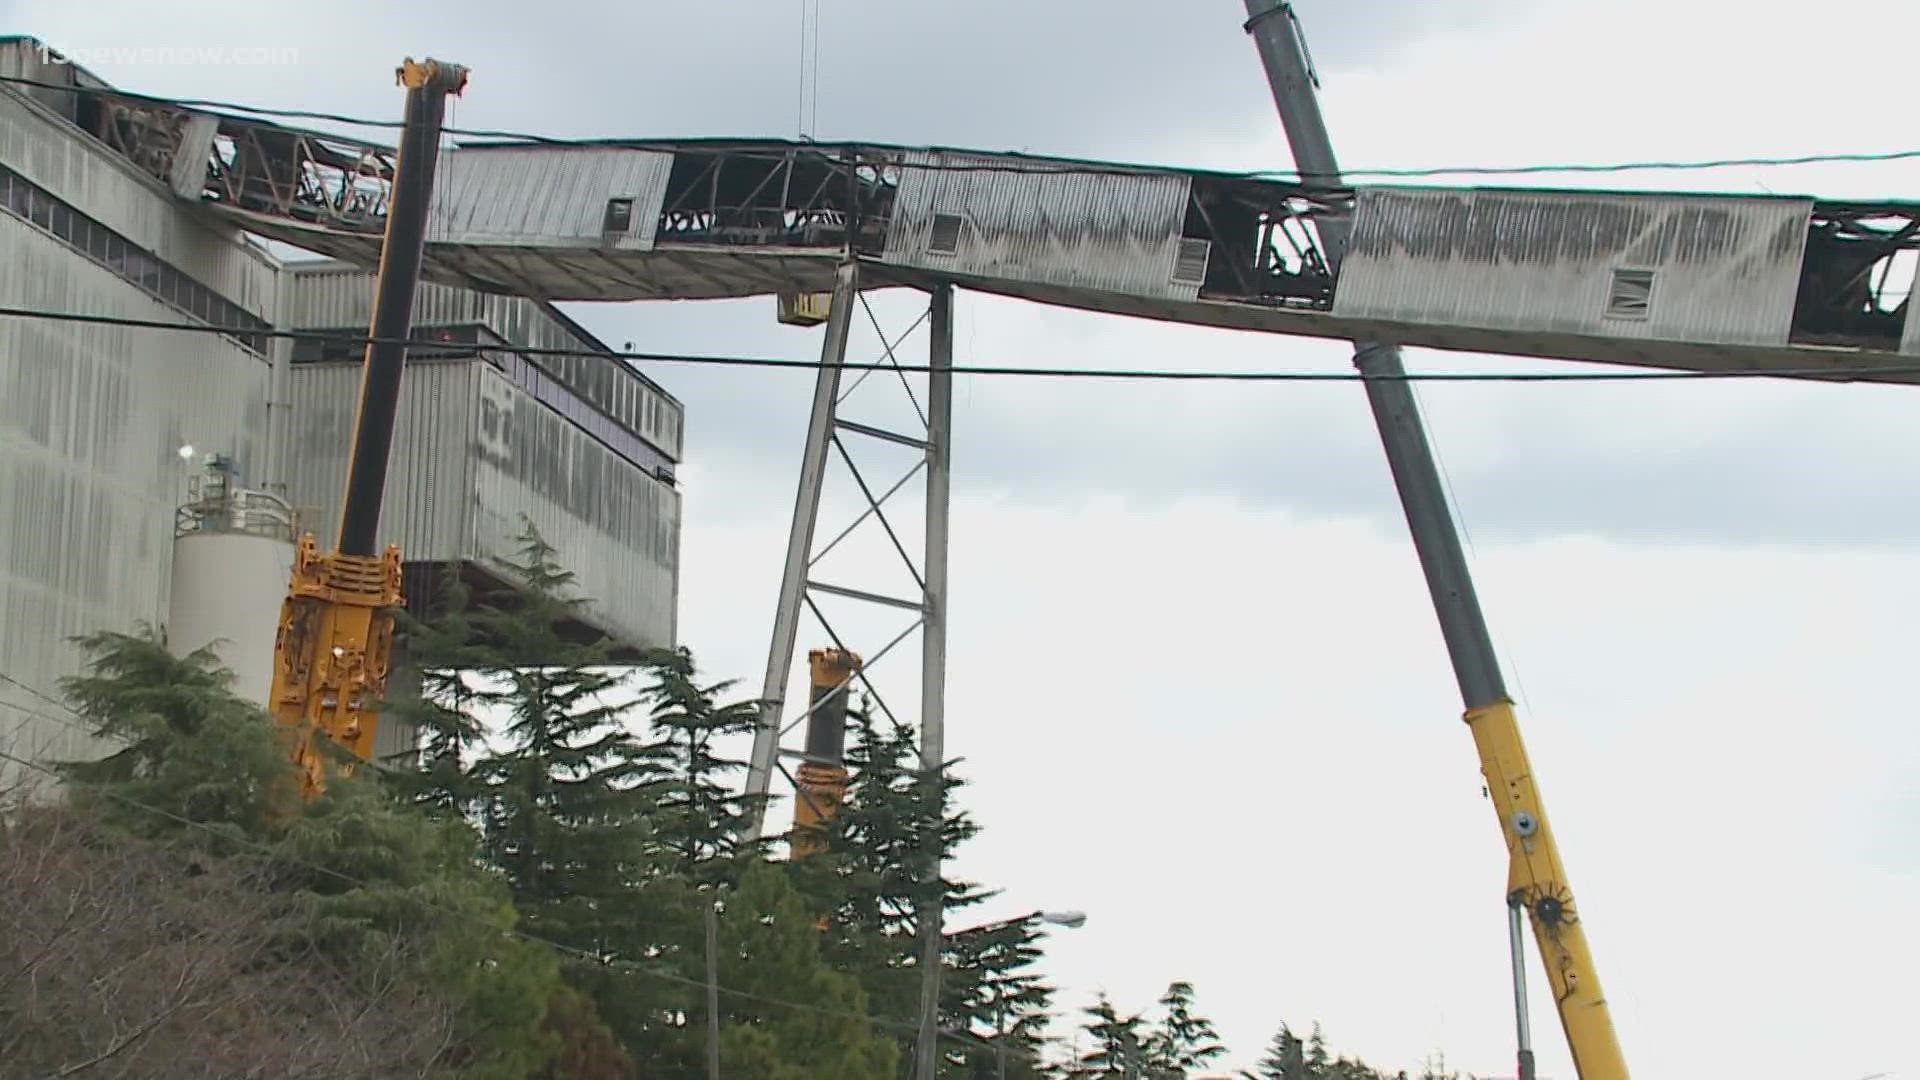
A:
[267,58,468,798]
[790,646,861,857]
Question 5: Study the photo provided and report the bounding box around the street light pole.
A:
[705,894,722,1080]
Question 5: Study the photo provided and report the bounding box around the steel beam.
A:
[744,260,861,839]
[912,283,955,1080]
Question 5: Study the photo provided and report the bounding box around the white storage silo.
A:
[166,454,297,707]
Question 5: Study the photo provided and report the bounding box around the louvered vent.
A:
[1605,268,1655,320]
[1171,238,1212,286]
[927,213,966,256]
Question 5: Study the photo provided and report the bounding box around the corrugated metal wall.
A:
[282,360,477,557]
[283,260,489,330]
[0,84,281,322]
[282,360,676,652]
[881,150,1199,301]
[469,365,678,652]
[1333,187,1813,347]
[283,261,684,461]
[0,213,269,769]
[428,145,672,252]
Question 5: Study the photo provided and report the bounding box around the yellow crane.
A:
[789,646,862,858]
[1243,3,1624,1076]
[267,58,468,798]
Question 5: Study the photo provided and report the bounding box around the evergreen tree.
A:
[1307,1024,1333,1077]
[386,521,683,1059]
[1247,1021,1397,1080]
[1254,1023,1308,1079]
[944,913,1059,1078]
[53,625,565,1077]
[458,527,657,938]
[382,566,504,816]
[1070,995,1152,1076]
[632,643,768,882]
[789,702,1009,1075]
[1143,981,1226,1077]
[713,861,899,1079]
[57,627,288,839]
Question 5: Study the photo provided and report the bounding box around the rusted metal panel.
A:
[0,212,268,773]
[1334,187,1814,347]
[469,364,679,652]
[881,150,1199,301]
[428,145,672,251]
[281,360,477,558]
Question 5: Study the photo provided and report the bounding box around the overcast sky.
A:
[13,0,1920,1075]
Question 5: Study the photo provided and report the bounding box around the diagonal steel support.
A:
[830,438,926,591]
[743,272,956,866]
[838,306,930,406]
[745,260,862,837]
[810,458,927,568]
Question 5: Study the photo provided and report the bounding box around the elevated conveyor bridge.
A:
[81,88,1920,381]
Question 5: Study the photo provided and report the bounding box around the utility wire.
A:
[0,693,1011,1056]
[5,70,1920,187]
[4,305,1917,385]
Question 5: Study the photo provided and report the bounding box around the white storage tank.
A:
[166,454,297,707]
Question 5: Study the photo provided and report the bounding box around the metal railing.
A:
[174,486,299,542]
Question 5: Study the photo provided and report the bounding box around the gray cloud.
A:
[20,0,1546,162]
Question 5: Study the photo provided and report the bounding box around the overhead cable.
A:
[2,305,1916,385]
[4,71,1920,186]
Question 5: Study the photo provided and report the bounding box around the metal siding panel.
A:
[1903,291,1920,356]
[284,261,483,330]
[881,150,1197,301]
[428,146,672,250]
[1333,187,1813,347]
[0,87,280,321]
[281,360,475,558]
[283,261,684,463]
[0,212,267,774]
[468,366,678,651]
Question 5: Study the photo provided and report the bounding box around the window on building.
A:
[0,161,271,355]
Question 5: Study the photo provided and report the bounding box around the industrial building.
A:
[0,37,684,777]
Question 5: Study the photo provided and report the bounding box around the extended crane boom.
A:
[1241,4,1627,1078]
[791,647,861,858]
[267,58,468,799]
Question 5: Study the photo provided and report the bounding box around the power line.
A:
[5,69,1920,187]
[4,304,1917,385]
[0,694,1011,1056]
